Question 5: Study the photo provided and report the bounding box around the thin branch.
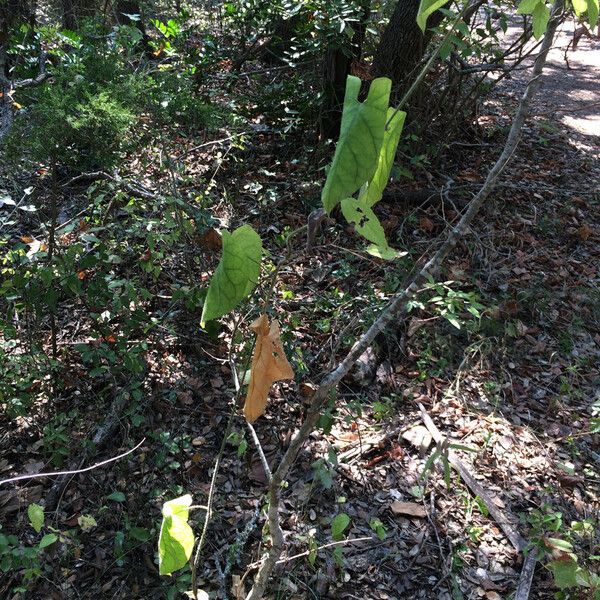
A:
[0,439,145,487]
[246,536,374,570]
[247,422,272,481]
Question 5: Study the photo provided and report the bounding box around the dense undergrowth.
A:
[1,2,599,599]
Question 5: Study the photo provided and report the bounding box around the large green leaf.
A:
[416,0,450,31]
[321,77,391,213]
[340,197,400,260]
[200,225,262,327]
[158,494,195,576]
[341,198,388,247]
[360,108,406,207]
[586,0,599,28]
[548,558,580,589]
[516,0,540,13]
[532,1,550,39]
[572,0,588,15]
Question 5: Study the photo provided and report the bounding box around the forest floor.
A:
[1,18,599,600]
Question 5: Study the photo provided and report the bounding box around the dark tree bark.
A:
[114,0,151,51]
[320,46,352,140]
[62,0,97,29]
[320,0,371,140]
[372,0,450,87]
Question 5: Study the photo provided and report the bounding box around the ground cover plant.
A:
[0,0,599,599]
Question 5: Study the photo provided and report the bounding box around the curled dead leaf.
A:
[243,315,294,423]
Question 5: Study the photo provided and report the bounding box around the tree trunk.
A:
[320,0,371,140]
[372,0,449,87]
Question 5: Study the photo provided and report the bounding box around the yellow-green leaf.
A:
[28,503,44,533]
[573,0,587,15]
[322,77,391,213]
[360,108,407,207]
[366,244,403,260]
[158,494,195,576]
[341,197,388,247]
[341,197,400,260]
[200,225,262,327]
[331,513,350,541]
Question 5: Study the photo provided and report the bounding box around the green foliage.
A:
[27,504,44,534]
[148,68,225,131]
[158,495,195,576]
[369,518,387,540]
[8,44,140,170]
[321,76,392,213]
[331,513,350,541]
[407,278,486,330]
[416,0,451,31]
[321,76,406,257]
[201,225,263,327]
[361,109,406,207]
[527,506,600,595]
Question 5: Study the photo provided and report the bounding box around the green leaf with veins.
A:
[28,503,44,533]
[322,77,391,213]
[200,225,262,327]
[532,1,550,39]
[158,494,195,576]
[360,108,406,207]
[341,197,400,260]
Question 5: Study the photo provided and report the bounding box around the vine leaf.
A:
[360,108,406,207]
[341,197,400,260]
[517,0,550,39]
[321,76,391,213]
[331,513,350,541]
[200,225,262,327]
[243,315,294,423]
[532,2,550,39]
[28,503,44,533]
[416,0,450,31]
[585,0,598,27]
[158,494,195,576]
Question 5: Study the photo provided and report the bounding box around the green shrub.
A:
[148,70,225,131]
[8,54,141,171]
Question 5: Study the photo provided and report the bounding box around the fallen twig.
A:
[418,404,540,599]
[0,438,145,487]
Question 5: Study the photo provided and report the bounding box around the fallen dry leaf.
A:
[390,501,427,518]
[577,223,592,241]
[243,314,294,423]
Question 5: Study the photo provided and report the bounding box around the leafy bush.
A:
[8,47,142,171]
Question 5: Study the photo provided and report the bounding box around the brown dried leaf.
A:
[390,501,427,518]
[243,315,294,423]
[577,223,592,241]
